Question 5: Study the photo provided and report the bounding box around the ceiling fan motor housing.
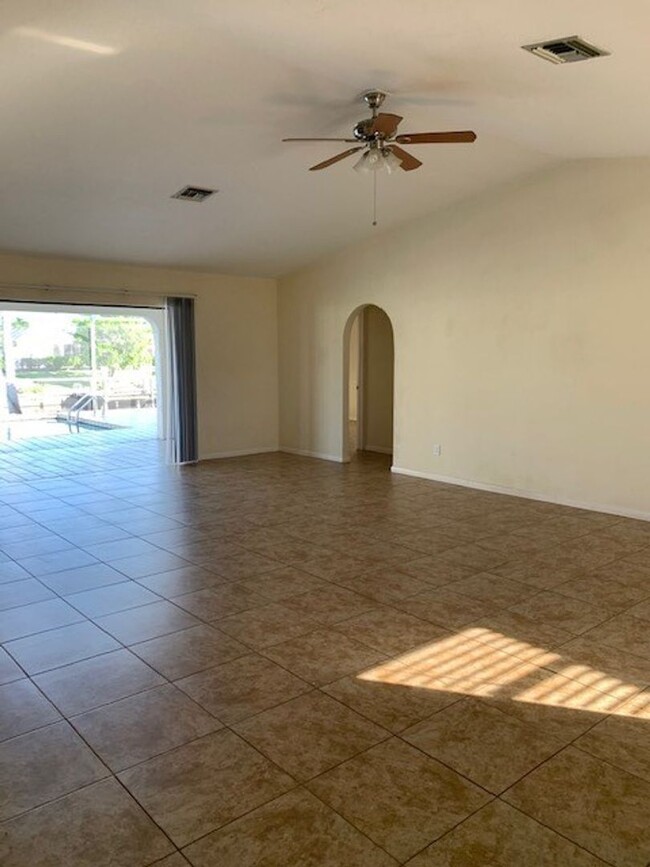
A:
[353,119,378,141]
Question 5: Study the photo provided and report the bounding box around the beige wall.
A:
[363,305,394,454]
[0,251,279,458]
[278,159,650,518]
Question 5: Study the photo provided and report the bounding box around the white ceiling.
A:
[1,0,649,277]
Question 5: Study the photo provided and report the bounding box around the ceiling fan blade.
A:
[389,145,422,172]
[309,147,363,171]
[395,130,477,144]
[368,113,403,136]
[283,137,358,142]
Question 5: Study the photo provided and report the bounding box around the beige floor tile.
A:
[137,565,227,598]
[308,737,489,862]
[397,556,480,586]
[183,788,398,866]
[466,611,574,659]
[0,578,54,611]
[238,565,327,600]
[131,623,247,680]
[282,584,378,624]
[71,683,221,771]
[334,606,449,656]
[119,730,294,847]
[18,549,99,577]
[0,777,173,866]
[209,552,281,581]
[575,713,650,784]
[478,690,609,743]
[437,543,510,572]
[0,720,108,820]
[297,551,373,581]
[4,620,120,675]
[0,679,61,741]
[2,451,648,866]
[176,652,310,723]
[39,562,129,596]
[214,601,320,648]
[0,597,84,643]
[546,635,650,698]
[451,571,541,607]
[508,591,613,635]
[0,562,32,584]
[233,690,388,781]
[93,600,201,644]
[403,697,565,793]
[405,799,607,866]
[0,647,24,684]
[149,855,190,867]
[66,580,158,617]
[469,532,550,559]
[554,574,648,612]
[582,612,650,660]
[150,855,190,866]
[322,675,462,732]
[492,556,582,589]
[479,656,638,731]
[627,596,650,622]
[399,528,471,557]
[109,550,191,580]
[504,746,650,866]
[338,567,434,603]
[172,584,266,620]
[600,520,650,547]
[367,631,546,697]
[608,687,650,719]
[395,589,500,629]
[33,648,165,716]
[263,627,385,686]
[589,557,650,590]
[540,539,624,572]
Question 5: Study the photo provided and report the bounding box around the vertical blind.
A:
[166,297,198,464]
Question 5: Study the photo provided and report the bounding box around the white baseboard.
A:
[280,446,345,463]
[365,445,393,455]
[390,465,650,522]
[200,447,278,460]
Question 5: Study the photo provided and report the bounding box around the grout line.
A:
[1,452,649,866]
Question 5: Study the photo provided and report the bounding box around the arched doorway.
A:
[343,304,394,461]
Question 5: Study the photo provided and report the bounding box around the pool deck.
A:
[0,417,162,483]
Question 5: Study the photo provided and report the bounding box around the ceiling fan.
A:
[283,90,477,173]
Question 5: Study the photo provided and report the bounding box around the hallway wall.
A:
[278,158,650,518]
[363,306,394,454]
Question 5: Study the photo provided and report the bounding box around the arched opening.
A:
[342,304,394,462]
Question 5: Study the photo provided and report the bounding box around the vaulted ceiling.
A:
[1,1,648,276]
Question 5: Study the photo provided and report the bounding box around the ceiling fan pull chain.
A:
[372,171,378,227]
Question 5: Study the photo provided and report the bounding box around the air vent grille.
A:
[522,36,610,65]
[171,186,217,202]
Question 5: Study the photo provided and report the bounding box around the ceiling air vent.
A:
[171,185,217,202]
[522,36,610,65]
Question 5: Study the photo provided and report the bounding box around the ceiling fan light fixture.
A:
[353,151,371,174]
[353,147,400,175]
[383,148,402,174]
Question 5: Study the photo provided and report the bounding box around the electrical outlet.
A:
[432,444,442,457]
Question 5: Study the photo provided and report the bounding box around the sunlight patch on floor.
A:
[358,628,650,719]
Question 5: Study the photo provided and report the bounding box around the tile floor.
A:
[1,445,650,865]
